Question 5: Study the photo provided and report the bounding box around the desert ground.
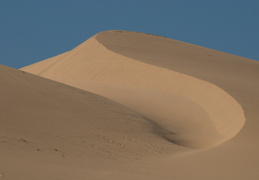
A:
[1,30,259,179]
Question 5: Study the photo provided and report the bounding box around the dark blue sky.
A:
[1,0,258,68]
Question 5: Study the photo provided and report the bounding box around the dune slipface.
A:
[21,30,245,149]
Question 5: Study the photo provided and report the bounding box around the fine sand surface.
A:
[1,65,188,180]
[1,30,258,179]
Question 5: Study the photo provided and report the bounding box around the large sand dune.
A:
[21,31,246,149]
[1,30,259,179]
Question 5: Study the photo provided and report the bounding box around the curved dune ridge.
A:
[21,30,245,149]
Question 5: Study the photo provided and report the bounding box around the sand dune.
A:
[22,31,245,149]
[1,30,259,179]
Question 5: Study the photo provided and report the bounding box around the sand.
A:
[1,30,258,179]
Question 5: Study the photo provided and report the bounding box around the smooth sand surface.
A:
[1,65,188,180]
[1,30,258,179]
[21,31,246,149]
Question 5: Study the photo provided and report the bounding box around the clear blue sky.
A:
[1,0,258,68]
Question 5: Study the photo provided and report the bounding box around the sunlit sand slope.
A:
[1,65,191,179]
[21,31,245,149]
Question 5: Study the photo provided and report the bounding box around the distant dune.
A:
[1,30,258,179]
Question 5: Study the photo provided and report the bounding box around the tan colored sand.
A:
[21,31,246,149]
[1,65,189,180]
[1,30,258,179]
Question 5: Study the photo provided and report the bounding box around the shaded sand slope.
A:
[0,65,189,180]
[95,31,259,138]
[22,31,245,149]
[20,31,259,179]
[95,31,259,179]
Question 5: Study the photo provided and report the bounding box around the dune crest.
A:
[21,30,245,149]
